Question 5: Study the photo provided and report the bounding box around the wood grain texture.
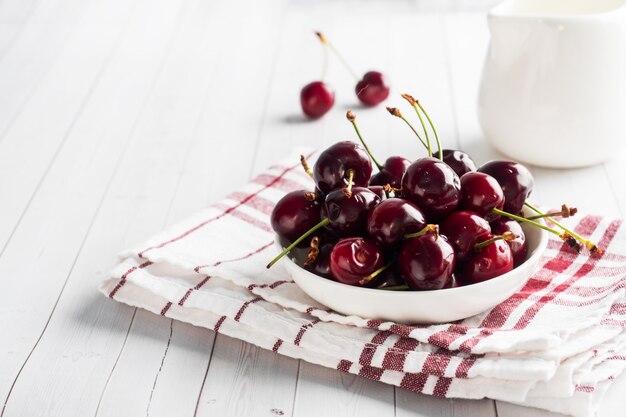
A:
[0,1,623,417]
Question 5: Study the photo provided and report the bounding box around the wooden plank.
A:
[396,391,497,417]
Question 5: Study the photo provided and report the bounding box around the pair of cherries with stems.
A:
[300,32,390,119]
[268,94,601,290]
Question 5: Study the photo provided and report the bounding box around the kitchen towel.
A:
[101,149,626,417]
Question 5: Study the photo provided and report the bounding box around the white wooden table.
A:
[2,0,626,416]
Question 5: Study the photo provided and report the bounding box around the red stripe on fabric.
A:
[247,279,292,291]
[479,216,601,329]
[178,276,212,306]
[455,356,480,378]
[160,302,172,316]
[400,372,429,393]
[358,331,393,366]
[610,303,626,315]
[233,297,263,322]
[575,385,595,393]
[212,203,272,232]
[214,316,227,332]
[250,174,307,193]
[432,377,453,397]
[513,219,621,329]
[609,355,626,360]
[421,351,452,377]
[294,318,321,346]
[227,192,276,216]
[272,339,283,353]
[426,324,469,350]
[358,365,384,380]
[380,337,419,372]
[195,241,273,271]
[389,324,418,338]
[138,152,315,258]
[108,260,153,298]
[337,360,353,373]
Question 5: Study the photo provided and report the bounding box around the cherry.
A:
[270,190,321,244]
[300,81,335,119]
[401,157,461,221]
[367,266,406,289]
[478,160,534,214]
[491,219,528,267]
[441,149,477,177]
[439,210,491,262]
[367,198,426,249]
[443,275,461,289]
[313,141,372,194]
[329,237,384,286]
[368,185,388,200]
[303,237,337,280]
[368,156,411,188]
[459,172,504,222]
[397,233,456,290]
[324,187,381,237]
[459,235,513,284]
[356,71,390,106]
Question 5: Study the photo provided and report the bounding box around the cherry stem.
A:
[266,218,331,269]
[380,284,410,291]
[315,31,359,81]
[524,202,601,254]
[416,100,443,161]
[346,111,383,170]
[304,236,320,267]
[491,208,562,237]
[527,204,577,220]
[404,224,439,240]
[300,154,313,178]
[343,169,355,198]
[401,94,432,158]
[386,107,429,152]
[474,232,518,251]
[358,262,393,286]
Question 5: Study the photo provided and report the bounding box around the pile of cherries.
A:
[268,95,599,291]
[301,32,390,119]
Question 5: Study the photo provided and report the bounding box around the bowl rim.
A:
[276,210,550,297]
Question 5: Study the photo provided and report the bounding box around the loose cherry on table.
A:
[491,218,528,267]
[441,149,477,177]
[401,157,461,222]
[397,229,456,290]
[367,198,426,249]
[313,141,372,194]
[439,210,491,262]
[355,71,390,106]
[459,235,514,285]
[270,190,322,244]
[329,237,385,286]
[459,171,504,222]
[478,160,534,214]
[300,81,335,119]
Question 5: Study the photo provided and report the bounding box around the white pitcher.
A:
[478,0,626,168]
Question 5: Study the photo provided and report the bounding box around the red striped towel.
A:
[101,149,626,417]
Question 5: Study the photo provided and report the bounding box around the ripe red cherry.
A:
[270,191,321,243]
[313,141,372,194]
[303,238,337,280]
[440,210,491,262]
[441,149,477,177]
[300,81,335,119]
[355,71,390,106]
[367,198,426,249]
[459,237,513,284]
[368,156,411,188]
[330,237,384,286]
[401,157,461,222]
[367,185,387,200]
[478,160,534,214]
[491,219,528,267]
[323,187,381,237]
[397,234,456,290]
[459,172,504,222]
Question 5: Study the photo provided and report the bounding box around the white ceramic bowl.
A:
[277,208,549,324]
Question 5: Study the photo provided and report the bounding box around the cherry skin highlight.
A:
[369,156,411,188]
[329,237,384,286]
[367,198,426,249]
[355,71,390,106]
[459,172,504,222]
[397,234,456,291]
[439,210,491,262]
[323,187,381,237]
[270,190,321,243]
[478,160,534,214]
[441,149,477,177]
[300,81,335,119]
[313,141,372,194]
[401,157,461,222]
